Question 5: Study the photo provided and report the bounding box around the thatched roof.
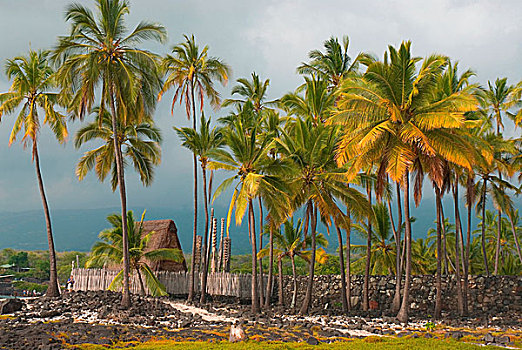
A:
[140,220,187,272]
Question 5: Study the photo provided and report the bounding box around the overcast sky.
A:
[0,0,521,214]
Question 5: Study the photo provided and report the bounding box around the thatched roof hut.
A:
[140,219,187,272]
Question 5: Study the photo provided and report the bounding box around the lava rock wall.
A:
[282,275,522,315]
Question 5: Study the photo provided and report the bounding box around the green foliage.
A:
[7,251,28,268]
[87,210,184,296]
[12,281,47,293]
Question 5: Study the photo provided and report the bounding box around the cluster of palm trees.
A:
[0,0,521,324]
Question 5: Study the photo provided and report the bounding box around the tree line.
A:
[0,0,521,323]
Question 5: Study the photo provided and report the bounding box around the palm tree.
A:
[159,34,230,302]
[74,107,162,190]
[280,76,337,127]
[332,41,478,322]
[474,133,516,275]
[175,114,223,303]
[480,78,521,276]
[297,35,363,89]
[275,118,370,315]
[209,120,291,313]
[352,203,396,275]
[53,0,166,307]
[0,50,67,297]
[223,72,278,306]
[222,72,277,112]
[86,211,183,296]
[258,218,328,310]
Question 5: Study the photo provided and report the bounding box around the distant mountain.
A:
[0,197,508,254]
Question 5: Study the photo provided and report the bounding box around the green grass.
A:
[73,337,506,350]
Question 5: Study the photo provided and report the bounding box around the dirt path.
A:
[164,300,238,324]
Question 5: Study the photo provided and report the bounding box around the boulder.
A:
[0,299,24,314]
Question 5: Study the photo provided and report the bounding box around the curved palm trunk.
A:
[109,87,131,308]
[199,167,210,304]
[494,208,502,275]
[452,183,464,316]
[300,201,316,315]
[440,204,449,274]
[249,200,260,313]
[463,177,473,316]
[265,225,274,308]
[397,171,412,323]
[258,198,265,307]
[391,182,403,312]
[187,81,199,302]
[277,256,284,306]
[345,211,352,311]
[480,178,490,275]
[290,253,298,310]
[34,144,60,298]
[136,267,146,296]
[363,184,372,311]
[336,226,348,312]
[434,187,443,319]
[507,215,522,265]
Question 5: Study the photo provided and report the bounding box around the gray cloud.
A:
[0,0,521,214]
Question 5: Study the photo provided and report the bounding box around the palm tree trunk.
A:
[199,167,210,304]
[507,215,522,265]
[363,184,372,311]
[434,187,443,319]
[463,176,473,316]
[397,171,412,323]
[303,203,311,240]
[440,204,449,274]
[108,86,131,308]
[453,183,464,316]
[494,208,502,275]
[290,254,298,310]
[278,256,284,306]
[264,224,274,308]
[300,201,316,315]
[33,144,60,298]
[481,178,490,275]
[188,80,199,302]
[258,198,265,307]
[136,268,146,296]
[345,211,352,311]
[249,200,260,313]
[392,182,403,312]
[336,226,348,312]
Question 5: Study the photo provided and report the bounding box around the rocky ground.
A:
[0,291,521,349]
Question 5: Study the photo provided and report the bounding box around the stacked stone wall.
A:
[282,275,522,315]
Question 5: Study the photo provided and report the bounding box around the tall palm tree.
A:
[222,72,277,112]
[74,107,162,190]
[53,0,165,307]
[480,78,520,275]
[331,41,478,322]
[159,34,230,302]
[297,35,363,89]
[86,211,184,296]
[0,50,67,297]
[223,72,278,306]
[275,118,370,315]
[209,120,291,313]
[474,133,516,275]
[280,76,337,127]
[175,114,223,303]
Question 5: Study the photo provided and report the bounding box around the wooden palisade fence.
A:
[71,268,271,300]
